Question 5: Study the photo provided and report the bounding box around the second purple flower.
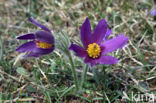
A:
[16,18,55,58]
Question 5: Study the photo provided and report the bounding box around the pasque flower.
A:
[69,18,128,67]
[151,0,156,16]
[16,18,55,58]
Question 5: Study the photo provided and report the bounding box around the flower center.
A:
[86,43,101,58]
[35,40,53,49]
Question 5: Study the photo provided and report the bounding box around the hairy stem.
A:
[81,64,89,88]
[68,54,79,91]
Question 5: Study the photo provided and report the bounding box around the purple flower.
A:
[151,0,156,16]
[69,18,128,67]
[16,18,55,58]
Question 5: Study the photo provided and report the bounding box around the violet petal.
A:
[26,47,55,57]
[35,30,54,44]
[16,41,36,53]
[96,55,118,65]
[69,44,87,58]
[16,33,35,40]
[33,47,55,54]
[81,18,92,48]
[29,17,51,33]
[101,34,128,54]
[92,19,107,44]
[150,8,156,16]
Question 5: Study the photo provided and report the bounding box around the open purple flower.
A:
[69,18,128,67]
[16,18,55,58]
[150,0,156,16]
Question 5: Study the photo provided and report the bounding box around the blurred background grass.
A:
[0,0,156,102]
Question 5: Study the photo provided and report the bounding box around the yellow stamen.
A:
[35,40,52,49]
[86,43,101,58]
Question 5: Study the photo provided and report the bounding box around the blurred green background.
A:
[0,0,155,102]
